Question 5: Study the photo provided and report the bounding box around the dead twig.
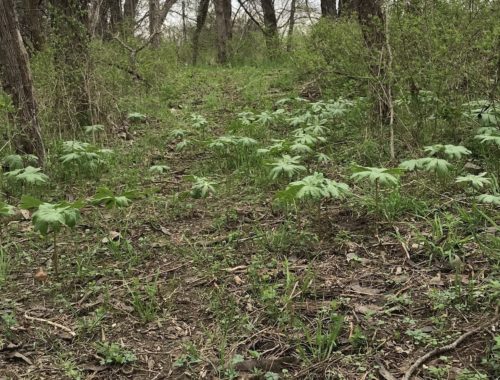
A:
[401,321,493,380]
[24,312,76,337]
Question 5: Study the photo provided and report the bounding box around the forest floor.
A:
[1,66,498,380]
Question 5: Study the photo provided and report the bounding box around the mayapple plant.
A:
[191,113,208,139]
[84,124,105,144]
[190,176,216,199]
[21,196,81,275]
[268,155,306,180]
[91,187,138,209]
[351,165,403,209]
[3,166,49,190]
[149,164,170,176]
[277,172,350,218]
[2,154,38,171]
[127,112,147,123]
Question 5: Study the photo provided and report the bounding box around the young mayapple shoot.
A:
[351,165,403,209]
[22,196,81,275]
[268,155,306,180]
[91,187,137,209]
[149,164,170,176]
[277,172,350,217]
[190,176,216,199]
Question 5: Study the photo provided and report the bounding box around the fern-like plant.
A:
[424,144,471,160]
[455,173,491,192]
[4,166,48,186]
[351,165,403,207]
[190,176,216,198]
[277,172,350,217]
[25,199,80,274]
[268,155,306,180]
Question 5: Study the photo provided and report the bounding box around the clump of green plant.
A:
[84,124,105,143]
[148,164,170,175]
[2,154,38,171]
[277,172,350,218]
[191,113,209,138]
[190,176,216,198]
[351,165,403,211]
[22,197,81,274]
[297,303,344,362]
[91,187,137,208]
[3,166,49,190]
[268,155,306,180]
[77,307,106,336]
[127,274,161,323]
[59,140,112,176]
[95,342,136,365]
[127,112,146,123]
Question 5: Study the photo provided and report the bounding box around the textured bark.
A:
[320,0,336,18]
[150,0,177,47]
[286,0,296,51]
[18,0,45,51]
[109,0,123,34]
[0,0,45,162]
[214,0,229,63]
[192,0,210,64]
[49,0,91,126]
[260,0,278,55]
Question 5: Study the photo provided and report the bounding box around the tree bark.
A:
[214,0,229,63]
[150,0,177,47]
[0,0,45,162]
[18,0,45,52]
[109,0,123,34]
[49,0,92,126]
[320,0,336,18]
[192,0,210,64]
[260,0,278,56]
[286,0,296,51]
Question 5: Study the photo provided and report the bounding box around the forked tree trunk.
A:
[150,0,177,48]
[0,0,45,162]
[192,0,210,64]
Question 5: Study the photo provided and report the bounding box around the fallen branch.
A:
[402,319,496,380]
[24,312,76,337]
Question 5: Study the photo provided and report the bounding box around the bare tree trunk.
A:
[260,0,278,57]
[181,0,187,42]
[123,0,138,34]
[0,0,45,162]
[150,0,177,48]
[192,0,210,64]
[18,0,45,52]
[286,0,296,51]
[214,0,229,63]
[109,0,123,34]
[321,0,336,18]
[49,0,92,126]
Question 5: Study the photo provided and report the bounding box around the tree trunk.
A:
[109,0,123,34]
[150,0,177,48]
[286,0,296,51]
[123,0,138,34]
[214,0,229,63]
[18,0,45,52]
[0,0,45,162]
[49,0,92,126]
[260,0,278,56]
[320,0,336,18]
[192,0,210,64]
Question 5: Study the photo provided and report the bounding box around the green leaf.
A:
[277,173,349,203]
[476,194,500,206]
[268,155,306,180]
[455,173,491,190]
[149,165,170,175]
[419,157,453,176]
[474,134,500,147]
[92,187,134,209]
[2,154,24,171]
[32,203,80,235]
[127,112,146,122]
[84,124,105,134]
[20,195,43,210]
[0,201,15,217]
[4,166,48,185]
[351,166,403,187]
[424,144,471,160]
[190,176,216,198]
